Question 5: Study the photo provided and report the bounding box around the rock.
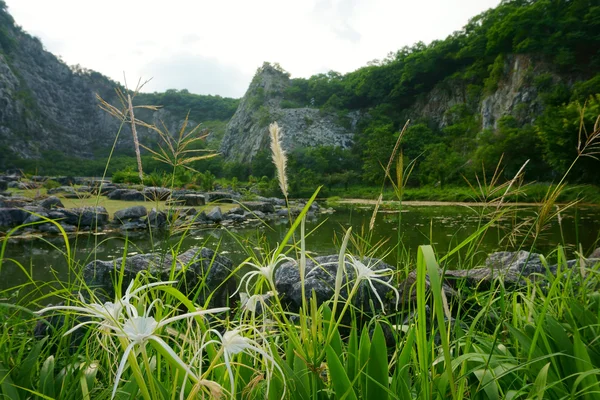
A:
[240,201,275,214]
[114,206,147,222]
[120,220,148,231]
[82,247,237,308]
[146,209,167,228]
[48,186,75,195]
[206,192,236,203]
[220,63,359,164]
[591,248,600,259]
[98,185,118,196]
[0,180,7,191]
[244,210,266,220]
[55,176,76,186]
[275,255,399,312]
[107,189,144,201]
[225,213,246,223]
[61,207,109,228]
[38,222,77,233]
[170,193,205,206]
[143,187,171,201]
[206,207,223,222]
[120,190,145,201]
[0,207,33,228]
[485,251,545,275]
[63,192,90,199]
[40,196,64,209]
[0,196,31,208]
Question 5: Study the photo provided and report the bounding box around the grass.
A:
[6,188,237,218]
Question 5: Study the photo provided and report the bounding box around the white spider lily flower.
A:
[345,255,400,313]
[240,292,273,313]
[234,252,294,295]
[36,280,178,335]
[195,326,285,399]
[112,307,229,399]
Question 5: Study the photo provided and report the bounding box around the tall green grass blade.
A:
[419,245,457,399]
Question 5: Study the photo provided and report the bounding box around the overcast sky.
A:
[5,0,500,98]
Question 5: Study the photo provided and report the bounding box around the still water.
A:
[1,204,599,297]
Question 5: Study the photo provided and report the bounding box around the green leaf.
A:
[367,323,389,400]
[0,360,20,400]
[326,345,357,400]
[529,362,550,400]
[39,355,55,399]
[358,327,371,395]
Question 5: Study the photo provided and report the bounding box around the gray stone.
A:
[120,190,145,202]
[143,187,171,201]
[485,251,545,275]
[146,209,167,228]
[82,247,237,308]
[61,207,109,228]
[225,213,246,223]
[206,192,235,203]
[114,206,147,222]
[120,219,147,231]
[40,196,64,209]
[48,186,75,195]
[170,193,205,206]
[275,255,398,312]
[206,207,223,222]
[240,201,275,214]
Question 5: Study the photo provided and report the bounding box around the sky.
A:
[5,0,501,98]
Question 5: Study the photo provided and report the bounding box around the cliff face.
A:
[0,17,123,159]
[409,54,560,131]
[220,64,359,163]
[0,7,229,164]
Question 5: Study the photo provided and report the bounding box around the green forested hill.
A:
[276,0,600,188]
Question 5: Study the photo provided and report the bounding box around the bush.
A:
[112,167,142,184]
[42,179,61,189]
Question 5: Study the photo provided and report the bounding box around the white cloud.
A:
[4,0,501,98]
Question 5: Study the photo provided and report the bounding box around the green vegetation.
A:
[1,63,600,398]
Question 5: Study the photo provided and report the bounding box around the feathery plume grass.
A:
[269,122,288,199]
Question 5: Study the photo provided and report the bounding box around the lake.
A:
[1,203,599,298]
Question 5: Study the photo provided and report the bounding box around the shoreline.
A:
[336,199,600,207]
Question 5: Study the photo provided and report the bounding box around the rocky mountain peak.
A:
[220,62,358,164]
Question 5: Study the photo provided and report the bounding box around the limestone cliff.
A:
[409,54,562,131]
[0,5,234,166]
[220,63,359,163]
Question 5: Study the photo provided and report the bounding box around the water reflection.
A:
[1,204,599,297]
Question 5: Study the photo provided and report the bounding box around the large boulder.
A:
[82,247,237,308]
[120,190,145,201]
[40,196,64,209]
[275,255,399,312]
[206,206,223,222]
[61,207,109,228]
[114,206,147,222]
